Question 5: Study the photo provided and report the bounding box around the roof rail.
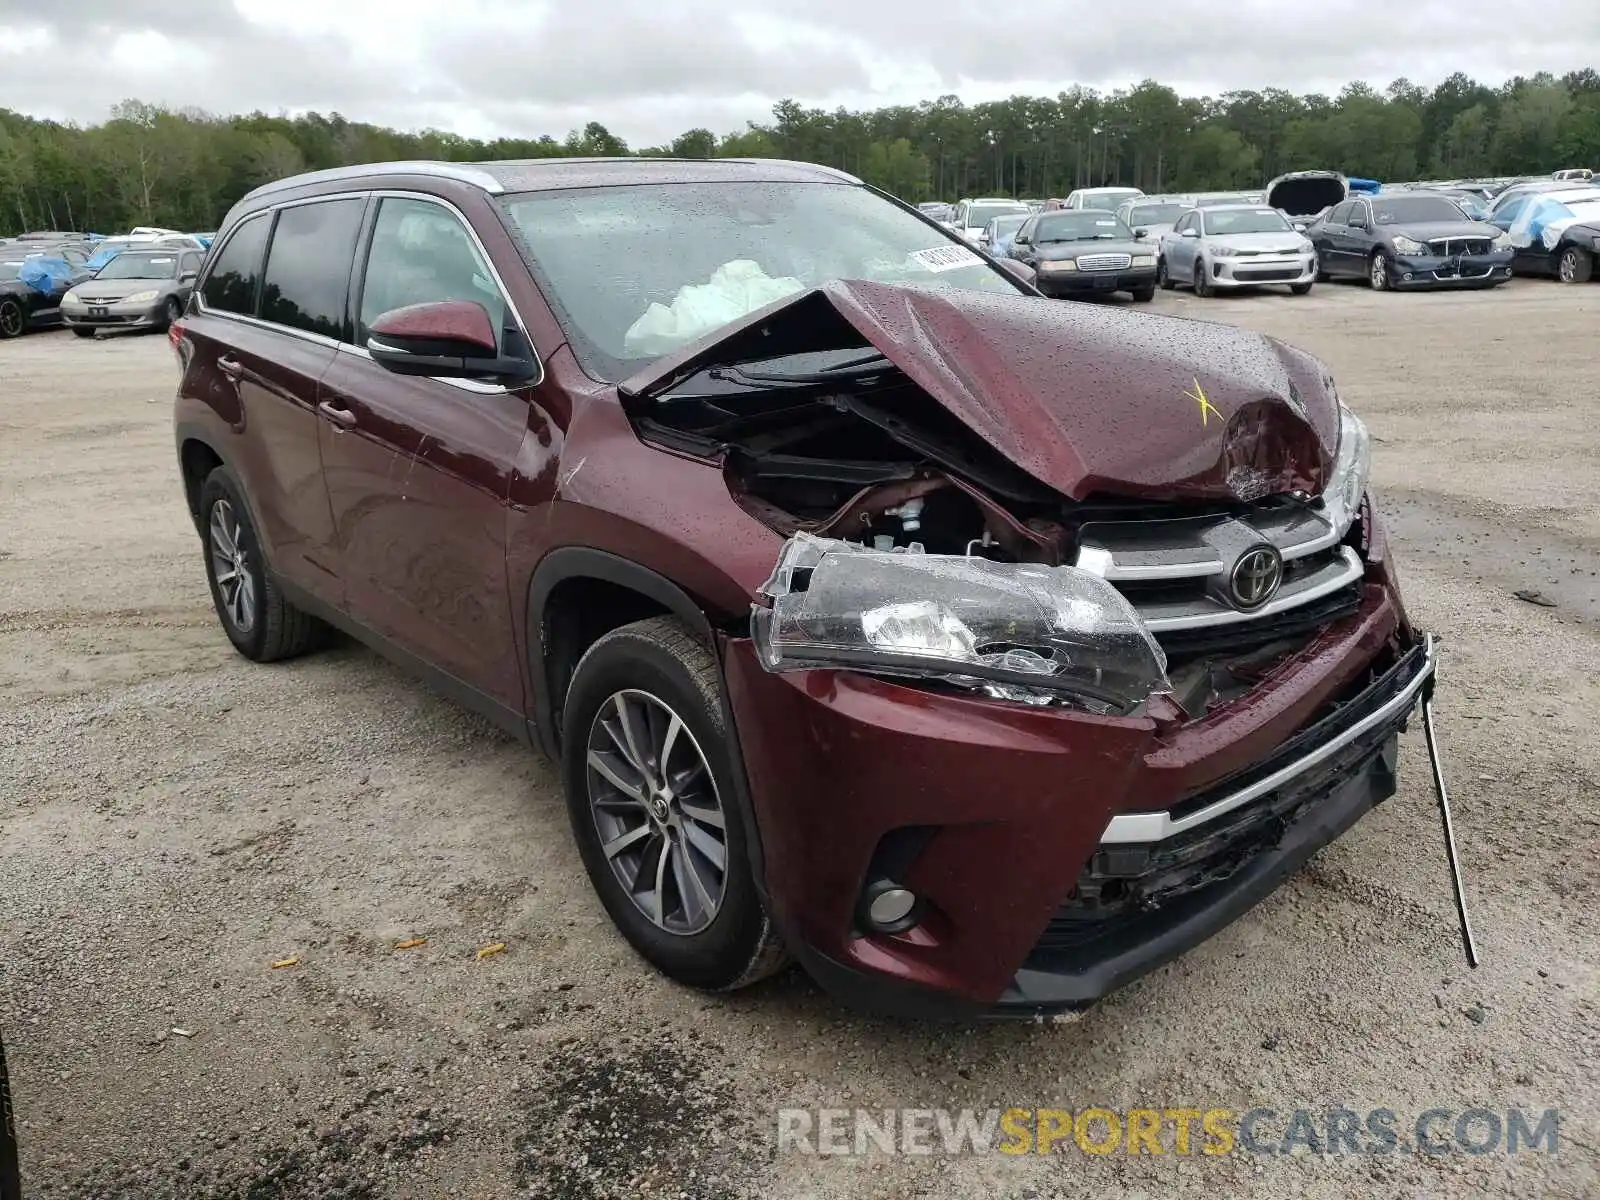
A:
[718,158,862,184]
[242,160,506,202]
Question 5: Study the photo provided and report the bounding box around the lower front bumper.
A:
[1210,255,1315,287]
[727,582,1426,1018]
[1389,253,1513,288]
[62,306,164,330]
[1036,268,1157,296]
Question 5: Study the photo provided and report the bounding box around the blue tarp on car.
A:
[1346,177,1382,194]
[18,256,75,295]
[86,245,125,271]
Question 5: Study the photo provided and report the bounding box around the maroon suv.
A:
[172,158,1435,1017]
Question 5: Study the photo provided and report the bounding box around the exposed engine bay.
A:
[628,349,1366,721]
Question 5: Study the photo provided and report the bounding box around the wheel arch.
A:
[525,547,769,899]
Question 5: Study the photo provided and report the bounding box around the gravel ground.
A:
[2,278,1597,1199]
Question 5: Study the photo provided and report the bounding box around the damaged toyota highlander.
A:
[172,158,1459,1018]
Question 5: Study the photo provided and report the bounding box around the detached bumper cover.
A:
[727,579,1422,1018]
[1390,251,1513,287]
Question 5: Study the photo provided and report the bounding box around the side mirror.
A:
[998,258,1036,287]
[1133,228,1147,240]
[180,271,197,283]
[1181,228,1200,238]
[1013,234,1030,246]
[1293,222,1307,232]
[367,300,536,383]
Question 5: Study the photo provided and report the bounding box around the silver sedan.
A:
[1158,205,1317,296]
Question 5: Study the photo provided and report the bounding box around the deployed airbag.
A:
[624,260,805,357]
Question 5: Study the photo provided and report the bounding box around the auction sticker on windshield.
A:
[909,245,984,273]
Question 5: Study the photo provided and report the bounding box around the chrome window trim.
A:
[1101,634,1435,845]
[193,188,542,393]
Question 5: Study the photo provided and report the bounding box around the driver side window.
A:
[357,197,507,349]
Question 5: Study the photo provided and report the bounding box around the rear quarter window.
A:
[201,215,271,315]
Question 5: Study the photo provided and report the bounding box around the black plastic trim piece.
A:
[274,576,530,744]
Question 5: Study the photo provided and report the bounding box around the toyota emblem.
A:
[1230,546,1283,610]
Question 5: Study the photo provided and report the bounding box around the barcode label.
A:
[909,245,983,273]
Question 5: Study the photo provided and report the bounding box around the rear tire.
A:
[561,616,788,992]
[1558,246,1593,284]
[198,466,325,662]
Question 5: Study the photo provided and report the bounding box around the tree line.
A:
[2,69,1597,237]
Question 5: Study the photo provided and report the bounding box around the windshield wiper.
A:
[708,350,891,387]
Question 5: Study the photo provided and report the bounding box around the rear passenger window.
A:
[201,215,270,315]
[357,197,506,346]
[260,199,364,340]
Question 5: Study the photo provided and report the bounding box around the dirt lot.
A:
[2,279,1597,1199]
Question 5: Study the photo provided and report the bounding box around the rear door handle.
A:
[317,400,357,430]
[216,356,243,380]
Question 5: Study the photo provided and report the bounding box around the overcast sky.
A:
[2,1,1595,147]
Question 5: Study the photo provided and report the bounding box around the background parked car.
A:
[1008,208,1157,301]
[1417,187,1493,220]
[950,197,1030,243]
[1061,186,1144,211]
[1309,193,1512,290]
[0,250,90,338]
[1158,204,1315,296]
[979,213,1030,256]
[1265,170,1347,229]
[1485,179,1597,229]
[61,247,204,335]
[1116,197,1194,242]
[1505,189,1600,282]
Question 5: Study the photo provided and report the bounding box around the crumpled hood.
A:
[621,279,1339,503]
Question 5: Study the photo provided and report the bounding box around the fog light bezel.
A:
[859,879,921,934]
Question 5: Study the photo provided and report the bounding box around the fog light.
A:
[1402,272,1413,280]
[861,879,919,932]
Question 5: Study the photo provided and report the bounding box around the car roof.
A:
[241,156,863,206]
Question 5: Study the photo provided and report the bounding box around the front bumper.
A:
[1209,253,1315,287]
[62,301,165,330]
[1035,265,1158,296]
[727,567,1424,1018]
[1388,252,1513,288]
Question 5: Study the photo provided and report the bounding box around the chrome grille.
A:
[1076,253,1131,271]
[1428,237,1492,256]
[1072,502,1362,638]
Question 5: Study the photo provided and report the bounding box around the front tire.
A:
[198,466,324,662]
[161,296,183,329]
[0,298,24,339]
[1558,246,1593,284]
[1157,258,1175,290]
[1193,261,1212,297]
[1290,281,1313,295]
[71,327,96,339]
[1131,284,1156,302]
[561,616,787,992]
[1369,251,1392,291]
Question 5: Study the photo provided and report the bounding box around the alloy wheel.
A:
[0,301,22,338]
[1370,254,1389,290]
[208,499,257,634]
[1559,249,1580,283]
[585,689,728,936]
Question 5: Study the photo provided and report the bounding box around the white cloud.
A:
[1,0,1595,146]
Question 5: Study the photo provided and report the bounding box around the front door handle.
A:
[317,399,357,430]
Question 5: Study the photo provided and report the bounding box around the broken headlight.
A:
[1321,403,1371,538]
[751,533,1171,713]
